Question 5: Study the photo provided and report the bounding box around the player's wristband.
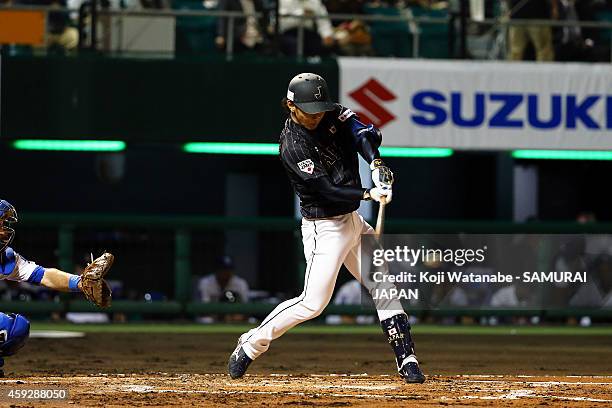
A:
[68,275,82,292]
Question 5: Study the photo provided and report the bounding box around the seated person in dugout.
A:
[198,255,250,303]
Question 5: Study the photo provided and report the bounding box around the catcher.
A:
[0,199,114,374]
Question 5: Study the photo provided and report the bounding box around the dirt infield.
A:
[3,373,612,407]
[2,330,612,406]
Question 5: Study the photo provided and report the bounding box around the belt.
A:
[303,213,351,221]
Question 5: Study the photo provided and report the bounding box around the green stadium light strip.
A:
[183,142,453,158]
[183,142,279,155]
[512,150,612,161]
[380,147,453,158]
[12,140,126,152]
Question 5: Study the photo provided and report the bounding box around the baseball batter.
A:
[0,199,114,374]
[228,73,425,383]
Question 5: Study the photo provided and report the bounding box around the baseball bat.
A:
[375,196,386,238]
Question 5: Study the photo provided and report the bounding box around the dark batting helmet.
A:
[286,73,336,114]
[0,200,18,252]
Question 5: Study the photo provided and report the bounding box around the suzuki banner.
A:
[339,58,612,150]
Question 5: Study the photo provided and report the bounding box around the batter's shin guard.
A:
[381,313,425,383]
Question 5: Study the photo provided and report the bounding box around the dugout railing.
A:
[2,213,612,319]
[2,301,611,320]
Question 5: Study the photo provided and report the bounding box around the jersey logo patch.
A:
[298,159,315,175]
[338,108,355,122]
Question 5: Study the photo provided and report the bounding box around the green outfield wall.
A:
[1,55,339,142]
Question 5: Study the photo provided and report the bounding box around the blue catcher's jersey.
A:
[0,248,45,284]
[0,312,30,358]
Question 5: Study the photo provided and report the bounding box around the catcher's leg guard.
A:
[381,313,425,384]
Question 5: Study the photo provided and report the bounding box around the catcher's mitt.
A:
[80,252,114,308]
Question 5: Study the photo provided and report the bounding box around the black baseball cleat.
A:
[399,356,426,384]
[228,343,252,379]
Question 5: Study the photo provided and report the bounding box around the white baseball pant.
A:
[240,211,405,360]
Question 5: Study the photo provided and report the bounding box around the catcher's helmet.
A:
[0,200,18,253]
[286,73,335,114]
[0,313,30,357]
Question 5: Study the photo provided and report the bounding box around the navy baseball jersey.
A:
[280,104,364,219]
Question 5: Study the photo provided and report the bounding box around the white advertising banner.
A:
[339,58,612,150]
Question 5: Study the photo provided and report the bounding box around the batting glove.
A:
[370,159,394,190]
[369,187,392,204]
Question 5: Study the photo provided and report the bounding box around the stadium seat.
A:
[173,0,218,55]
[410,6,449,59]
[363,4,412,58]
[595,10,612,41]
[363,5,449,59]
